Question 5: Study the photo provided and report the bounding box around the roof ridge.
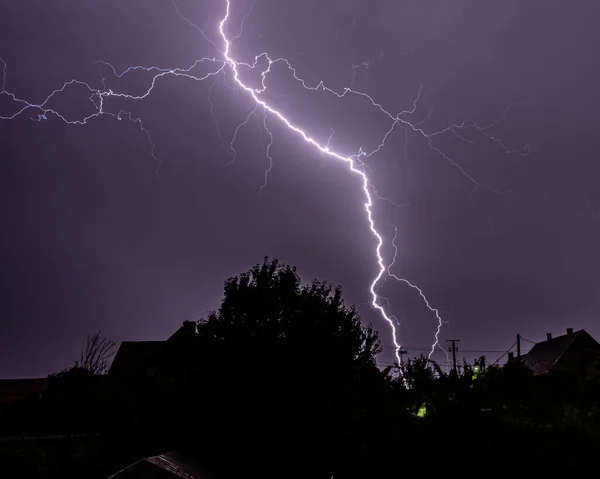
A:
[546,331,579,371]
[522,331,583,375]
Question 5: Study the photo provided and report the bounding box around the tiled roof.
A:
[0,378,48,405]
[522,331,580,375]
[108,341,165,378]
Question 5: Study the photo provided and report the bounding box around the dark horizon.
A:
[2,0,600,378]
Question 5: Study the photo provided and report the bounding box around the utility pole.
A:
[446,339,460,374]
[516,333,521,361]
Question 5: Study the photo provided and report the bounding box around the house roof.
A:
[167,320,198,342]
[0,378,48,405]
[522,330,586,375]
[108,341,165,378]
[108,322,199,379]
[108,451,209,478]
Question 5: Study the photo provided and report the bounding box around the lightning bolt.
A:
[0,56,7,92]
[0,0,533,366]
[387,226,448,362]
[259,108,274,194]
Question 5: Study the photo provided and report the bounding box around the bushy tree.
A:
[199,257,381,371]
[179,258,390,469]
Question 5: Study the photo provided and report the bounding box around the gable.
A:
[554,331,600,374]
[523,330,600,376]
[108,341,165,379]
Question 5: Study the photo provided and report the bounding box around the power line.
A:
[520,336,537,345]
[491,341,516,365]
[378,342,530,368]
[383,346,513,353]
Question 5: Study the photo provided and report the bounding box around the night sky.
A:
[1,0,600,378]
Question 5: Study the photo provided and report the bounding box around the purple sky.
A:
[1,0,600,378]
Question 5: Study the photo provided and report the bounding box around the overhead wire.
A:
[491,341,516,365]
[382,345,513,354]
[379,341,531,368]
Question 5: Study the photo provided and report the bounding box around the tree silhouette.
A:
[178,257,388,470]
[199,257,381,367]
[75,331,116,375]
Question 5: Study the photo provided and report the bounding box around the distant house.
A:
[0,322,197,407]
[520,328,600,380]
[108,321,198,380]
[0,378,48,407]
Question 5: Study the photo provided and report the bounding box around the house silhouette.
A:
[108,321,198,379]
[520,328,600,379]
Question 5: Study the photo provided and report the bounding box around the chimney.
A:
[182,320,197,335]
[546,333,552,341]
[566,328,574,335]
[508,352,514,361]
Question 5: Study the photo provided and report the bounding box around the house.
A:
[108,321,198,379]
[108,340,166,379]
[0,378,48,407]
[520,328,600,380]
[0,321,197,408]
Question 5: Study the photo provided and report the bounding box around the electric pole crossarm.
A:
[446,339,460,374]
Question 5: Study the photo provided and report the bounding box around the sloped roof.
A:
[108,341,165,378]
[522,331,581,375]
[0,378,48,405]
[108,451,209,478]
[108,323,199,379]
[167,321,198,343]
